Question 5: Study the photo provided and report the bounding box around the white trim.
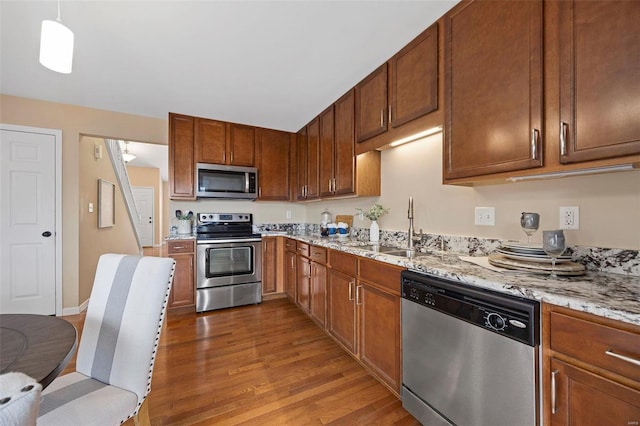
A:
[62,298,89,316]
[0,123,63,316]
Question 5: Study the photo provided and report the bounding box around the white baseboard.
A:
[61,298,89,316]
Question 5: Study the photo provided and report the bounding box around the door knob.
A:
[42,231,52,237]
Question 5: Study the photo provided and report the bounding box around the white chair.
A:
[38,254,175,426]
[0,372,42,426]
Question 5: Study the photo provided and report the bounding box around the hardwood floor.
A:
[61,298,419,425]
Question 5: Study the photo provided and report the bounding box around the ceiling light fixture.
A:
[122,142,136,163]
[388,126,443,148]
[39,0,74,74]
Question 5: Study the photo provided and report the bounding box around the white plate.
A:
[501,241,546,254]
[496,249,572,264]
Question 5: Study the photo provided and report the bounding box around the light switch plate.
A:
[475,207,495,226]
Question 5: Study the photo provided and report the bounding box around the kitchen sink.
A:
[360,245,430,259]
[360,244,403,253]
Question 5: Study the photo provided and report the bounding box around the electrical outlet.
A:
[559,206,579,230]
[286,210,292,219]
[475,207,495,226]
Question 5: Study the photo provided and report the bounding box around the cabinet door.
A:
[558,1,640,163]
[443,0,543,179]
[359,283,401,392]
[355,63,388,143]
[168,253,194,310]
[261,237,277,294]
[256,128,290,200]
[389,23,438,128]
[333,90,356,196]
[309,262,327,327]
[285,250,297,301]
[228,123,255,166]
[327,269,357,355]
[196,118,227,164]
[549,358,640,426]
[296,127,308,200]
[168,113,196,200]
[306,118,320,199]
[296,256,310,312]
[319,106,335,197]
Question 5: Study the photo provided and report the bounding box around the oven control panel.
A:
[198,213,252,224]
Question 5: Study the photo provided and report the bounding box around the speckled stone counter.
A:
[283,234,640,326]
[165,234,196,241]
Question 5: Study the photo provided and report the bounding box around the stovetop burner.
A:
[196,212,259,241]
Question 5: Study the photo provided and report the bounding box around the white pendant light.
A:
[122,142,136,163]
[39,0,74,74]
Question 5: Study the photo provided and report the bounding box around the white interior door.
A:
[0,126,61,315]
[132,186,154,247]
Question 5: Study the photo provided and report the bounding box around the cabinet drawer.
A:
[285,238,297,252]
[550,311,640,382]
[296,242,310,257]
[310,246,327,264]
[329,250,357,276]
[167,240,195,254]
[358,258,403,295]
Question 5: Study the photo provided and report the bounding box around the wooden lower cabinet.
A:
[326,251,403,395]
[166,240,195,313]
[309,262,327,327]
[549,358,640,426]
[284,250,297,301]
[327,268,357,354]
[261,237,278,294]
[296,256,310,311]
[543,303,640,426]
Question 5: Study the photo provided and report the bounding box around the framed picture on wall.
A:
[98,179,115,228]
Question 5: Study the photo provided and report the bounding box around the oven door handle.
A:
[198,238,262,244]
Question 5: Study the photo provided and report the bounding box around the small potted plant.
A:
[356,204,389,242]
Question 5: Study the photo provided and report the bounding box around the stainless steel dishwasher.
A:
[401,270,540,426]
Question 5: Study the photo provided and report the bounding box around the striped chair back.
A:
[74,254,175,404]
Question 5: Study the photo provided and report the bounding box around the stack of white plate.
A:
[488,241,586,276]
[496,241,573,264]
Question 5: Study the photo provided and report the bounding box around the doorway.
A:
[133,186,154,247]
[0,124,62,315]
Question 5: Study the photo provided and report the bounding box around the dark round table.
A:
[0,314,77,388]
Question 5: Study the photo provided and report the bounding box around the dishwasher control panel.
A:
[402,270,539,346]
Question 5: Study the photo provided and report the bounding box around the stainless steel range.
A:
[195,213,262,312]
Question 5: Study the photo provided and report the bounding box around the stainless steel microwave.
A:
[196,163,258,199]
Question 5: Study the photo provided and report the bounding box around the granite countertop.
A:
[166,234,196,240]
[284,234,640,326]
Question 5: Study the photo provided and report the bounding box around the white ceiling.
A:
[1,0,458,133]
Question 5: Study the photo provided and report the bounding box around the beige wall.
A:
[306,134,640,250]
[127,165,163,246]
[0,94,167,311]
[78,137,139,302]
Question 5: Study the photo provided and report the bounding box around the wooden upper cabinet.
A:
[169,113,196,200]
[306,117,320,200]
[196,118,226,164]
[195,120,255,167]
[389,23,438,129]
[333,90,356,195]
[228,123,255,166]
[256,128,291,201]
[355,63,388,143]
[558,1,640,163]
[319,105,335,198]
[443,0,544,179]
[296,127,308,200]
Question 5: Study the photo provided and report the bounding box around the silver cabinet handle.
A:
[560,121,568,156]
[356,285,363,306]
[531,128,539,159]
[348,281,355,301]
[328,179,332,193]
[388,105,392,124]
[551,370,559,414]
[605,349,640,367]
[380,110,384,128]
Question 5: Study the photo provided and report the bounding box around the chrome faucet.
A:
[408,197,422,251]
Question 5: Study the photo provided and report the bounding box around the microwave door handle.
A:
[245,172,250,193]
